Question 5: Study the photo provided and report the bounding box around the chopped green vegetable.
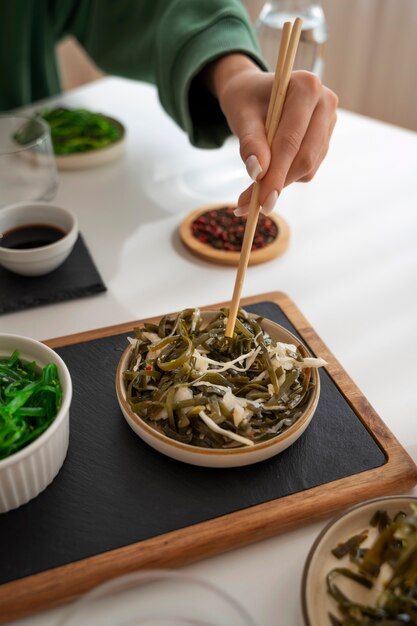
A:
[327,505,417,625]
[331,530,369,559]
[15,107,122,155]
[0,351,62,460]
[124,308,325,449]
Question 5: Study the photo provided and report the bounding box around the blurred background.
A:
[57,0,417,132]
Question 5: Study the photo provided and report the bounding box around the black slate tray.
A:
[1,293,416,624]
[0,234,106,315]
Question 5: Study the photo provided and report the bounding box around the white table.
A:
[3,77,417,625]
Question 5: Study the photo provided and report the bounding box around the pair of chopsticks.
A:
[225,18,303,337]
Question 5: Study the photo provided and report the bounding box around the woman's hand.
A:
[203,54,338,215]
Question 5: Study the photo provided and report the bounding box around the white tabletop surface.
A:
[2,76,417,625]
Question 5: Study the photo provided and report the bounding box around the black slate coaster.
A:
[0,234,106,315]
[0,302,386,585]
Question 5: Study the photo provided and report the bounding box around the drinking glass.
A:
[255,0,328,78]
[57,570,256,626]
[0,115,58,208]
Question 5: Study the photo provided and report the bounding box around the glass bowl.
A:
[57,570,256,626]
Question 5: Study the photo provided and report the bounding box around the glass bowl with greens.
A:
[116,308,325,468]
[0,333,72,513]
[15,107,125,170]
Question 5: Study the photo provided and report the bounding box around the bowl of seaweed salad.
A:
[0,333,72,512]
[15,107,125,170]
[116,308,324,468]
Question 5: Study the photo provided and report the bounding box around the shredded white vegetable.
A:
[190,308,200,333]
[193,383,262,409]
[198,410,254,447]
[132,354,142,372]
[192,347,260,373]
[143,332,160,345]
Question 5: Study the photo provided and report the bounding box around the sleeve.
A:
[153,0,267,148]
[56,0,266,149]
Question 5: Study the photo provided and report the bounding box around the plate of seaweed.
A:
[116,307,325,468]
[302,496,417,626]
[15,108,125,170]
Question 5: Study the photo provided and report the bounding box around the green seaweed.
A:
[0,351,62,460]
[124,308,323,450]
[327,506,417,625]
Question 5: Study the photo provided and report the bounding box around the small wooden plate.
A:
[179,203,290,266]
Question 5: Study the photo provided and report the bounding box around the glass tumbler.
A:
[0,115,58,208]
[255,0,328,78]
[57,570,257,626]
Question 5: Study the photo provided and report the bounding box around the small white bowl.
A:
[116,313,320,468]
[0,333,72,513]
[0,202,78,276]
[301,496,417,626]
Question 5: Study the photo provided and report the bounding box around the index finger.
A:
[257,72,321,205]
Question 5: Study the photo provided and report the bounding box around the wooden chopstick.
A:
[225,18,303,338]
[267,18,303,144]
[265,21,292,133]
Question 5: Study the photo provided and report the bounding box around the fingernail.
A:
[245,155,263,182]
[234,205,249,217]
[262,190,278,215]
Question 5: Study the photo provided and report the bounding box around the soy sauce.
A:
[0,224,66,250]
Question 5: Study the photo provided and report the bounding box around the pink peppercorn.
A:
[191,207,278,252]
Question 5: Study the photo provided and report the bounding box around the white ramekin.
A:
[0,202,78,276]
[0,333,72,513]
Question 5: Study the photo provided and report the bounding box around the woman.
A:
[1,0,338,215]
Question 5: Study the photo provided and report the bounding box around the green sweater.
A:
[1,0,264,147]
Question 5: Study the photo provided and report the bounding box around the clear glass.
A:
[57,570,257,626]
[254,0,328,78]
[0,115,58,208]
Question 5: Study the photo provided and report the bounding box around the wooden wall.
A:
[245,0,417,131]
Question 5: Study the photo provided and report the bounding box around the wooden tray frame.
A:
[1,291,416,623]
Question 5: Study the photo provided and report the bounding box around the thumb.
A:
[236,117,271,183]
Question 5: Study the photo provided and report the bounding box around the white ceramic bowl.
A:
[0,333,72,513]
[0,202,78,275]
[116,313,320,468]
[54,117,125,170]
[301,495,417,626]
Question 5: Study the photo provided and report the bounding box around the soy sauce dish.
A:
[0,202,78,275]
[116,308,325,468]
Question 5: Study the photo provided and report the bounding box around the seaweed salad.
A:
[0,351,62,460]
[15,108,122,155]
[124,308,325,449]
[327,506,417,625]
